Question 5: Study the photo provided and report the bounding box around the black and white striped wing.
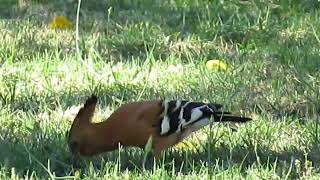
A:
[156,100,222,136]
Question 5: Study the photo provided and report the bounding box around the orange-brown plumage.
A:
[67,95,251,158]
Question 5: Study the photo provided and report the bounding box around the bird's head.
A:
[66,95,97,157]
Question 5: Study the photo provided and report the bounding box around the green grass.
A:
[1,0,320,179]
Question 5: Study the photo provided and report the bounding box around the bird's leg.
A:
[153,134,181,159]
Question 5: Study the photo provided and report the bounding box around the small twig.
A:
[75,0,82,60]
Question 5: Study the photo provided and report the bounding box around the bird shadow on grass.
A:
[1,131,318,179]
[92,141,320,179]
[1,95,320,179]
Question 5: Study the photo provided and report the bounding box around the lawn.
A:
[0,0,320,179]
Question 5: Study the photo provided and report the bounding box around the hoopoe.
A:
[66,95,251,158]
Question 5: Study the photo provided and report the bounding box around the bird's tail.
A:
[213,112,252,123]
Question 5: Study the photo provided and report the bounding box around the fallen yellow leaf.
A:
[74,170,80,178]
[175,140,197,152]
[48,15,72,30]
[206,60,228,71]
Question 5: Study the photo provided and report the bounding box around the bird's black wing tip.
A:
[241,117,252,122]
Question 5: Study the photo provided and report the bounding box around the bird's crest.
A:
[66,94,98,156]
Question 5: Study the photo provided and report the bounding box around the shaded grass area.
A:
[1,0,320,179]
[1,108,320,179]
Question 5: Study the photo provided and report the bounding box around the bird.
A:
[66,95,251,158]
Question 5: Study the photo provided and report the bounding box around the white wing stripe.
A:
[160,116,170,135]
[173,100,181,111]
[159,101,216,135]
[183,105,207,127]
[160,100,170,117]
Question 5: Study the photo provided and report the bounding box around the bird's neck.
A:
[86,118,124,153]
